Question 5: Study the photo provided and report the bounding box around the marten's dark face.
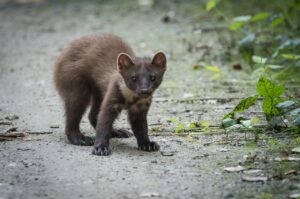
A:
[118,52,167,98]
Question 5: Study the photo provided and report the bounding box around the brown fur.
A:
[54,33,166,156]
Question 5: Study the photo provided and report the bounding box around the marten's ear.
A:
[118,53,134,71]
[152,52,167,71]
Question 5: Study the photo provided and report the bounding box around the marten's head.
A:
[117,52,167,98]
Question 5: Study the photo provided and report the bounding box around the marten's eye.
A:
[150,75,156,81]
[131,76,137,82]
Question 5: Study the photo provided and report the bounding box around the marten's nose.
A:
[140,89,150,95]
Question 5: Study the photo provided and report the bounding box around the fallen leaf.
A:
[284,169,297,176]
[275,157,300,162]
[193,64,204,70]
[5,127,18,133]
[224,165,245,172]
[0,121,13,126]
[162,11,176,23]
[26,131,53,135]
[0,132,26,141]
[232,63,242,70]
[192,154,209,159]
[50,125,59,129]
[242,176,268,182]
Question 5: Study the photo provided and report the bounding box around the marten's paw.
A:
[92,145,112,156]
[68,134,95,146]
[138,141,160,152]
[111,129,133,138]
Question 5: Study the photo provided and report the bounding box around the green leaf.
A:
[222,118,237,128]
[252,117,260,124]
[167,118,177,123]
[188,122,197,129]
[266,64,284,70]
[293,117,300,126]
[281,54,300,60]
[289,108,300,116]
[238,33,255,46]
[263,97,285,117]
[233,15,251,22]
[206,0,217,11]
[229,21,245,31]
[201,121,210,130]
[276,100,295,109]
[175,123,185,133]
[252,55,267,64]
[270,15,284,28]
[257,76,284,98]
[241,118,259,129]
[211,73,221,79]
[251,12,270,22]
[223,95,259,119]
[205,65,220,72]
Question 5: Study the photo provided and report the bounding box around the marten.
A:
[54,33,167,156]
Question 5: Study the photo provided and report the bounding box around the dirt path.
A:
[0,1,299,199]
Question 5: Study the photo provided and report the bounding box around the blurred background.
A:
[0,1,300,199]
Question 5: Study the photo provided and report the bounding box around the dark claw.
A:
[111,129,133,138]
[92,145,112,156]
[68,134,95,146]
[138,141,160,152]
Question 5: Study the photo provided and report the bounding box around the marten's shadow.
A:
[110,138,160,156]
[110,138,140,154]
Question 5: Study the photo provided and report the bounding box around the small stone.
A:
[161,151,175,156]
[224,165,245,172]
[289,193,300,199]
[292,147,300,154]
[218,148,228,152]
[243,169,262,175]
[242,176,268,182]
[140,192,161,197]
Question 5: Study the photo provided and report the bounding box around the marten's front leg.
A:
[128,107,160,152]
[92,86,123,156]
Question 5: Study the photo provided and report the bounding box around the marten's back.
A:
[54,34,134,95]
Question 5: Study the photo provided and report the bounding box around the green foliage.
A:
[222,76,299,130]
[270,15,285,28]
[252,56,267,65]
[175,123,185,133]
[204,0,300,133]
[250,12,270,22]
[257,76,284,117]
[224,95,258,119]
[281,53,300,60]
[206,0,217,11]
[257,192,273,199]
[208,0,300,80]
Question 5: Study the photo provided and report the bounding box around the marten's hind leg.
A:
[88,90,102,129]
[64,89,94,146]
